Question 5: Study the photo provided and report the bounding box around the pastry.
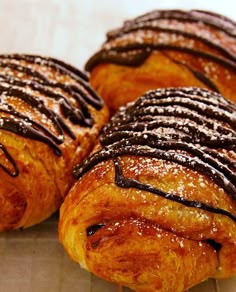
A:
[59,87,236,292]
[85,9,236,113]
[0,54,109,231]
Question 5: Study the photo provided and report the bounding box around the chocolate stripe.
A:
[73,88,236,222]
[0,54,103,177]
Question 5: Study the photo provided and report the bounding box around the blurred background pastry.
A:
[0,53,109,231]
[85,9,236,113]
[59,87,236,292]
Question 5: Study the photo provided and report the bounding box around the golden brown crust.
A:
[59,156,235,291]
[59,87,236,291]
[90,52,236,113]
[0,54,109,231]
[85,9,236,113]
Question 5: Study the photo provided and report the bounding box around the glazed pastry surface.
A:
[0,54,109,231]
[85,10,236,113]
[59,87,236,292]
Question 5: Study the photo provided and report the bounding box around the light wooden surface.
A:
[0,1,235,292]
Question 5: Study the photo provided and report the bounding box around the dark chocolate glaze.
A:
[86,223,106,236]
[85,9,236,94]
[107,10,236,41]
[162,52,220,93]
[0,54,103,177]
[0,54,89,82]
[120,10,236,38]
[107,25,236,63]
[85,44,236,73]
[73,87,236,222]
[0,143,18,177]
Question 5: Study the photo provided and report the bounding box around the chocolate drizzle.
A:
[85,44,236,73]
[73,87,236,222]
[162,52,220,93]
[85,9,236,94]
[107,10,236,39]
[0,143,18,177]
[126,10,234,31]
[107,25,236,63]
[0,54,103,177]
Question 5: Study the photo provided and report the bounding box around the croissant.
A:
[85,9,236,113]
[0,54,109,231]
[59,87,236,292]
